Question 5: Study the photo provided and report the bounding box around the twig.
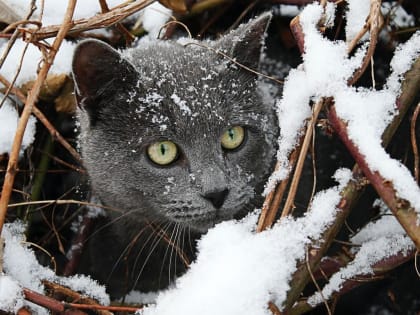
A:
[0,0,77,236]
[23,287,65,313]
[281,98,324,217]
[347,0,383,85]
[183,42,284,84]
[411,102,420,183]
[289,247,415,315]
[18,0,155,42]
[305,248,332,315]
[43,280,115,315]
[257,147,299,232]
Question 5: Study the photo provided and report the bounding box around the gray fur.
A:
[72,13,278,297]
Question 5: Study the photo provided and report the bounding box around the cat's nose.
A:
[202,189,229,209]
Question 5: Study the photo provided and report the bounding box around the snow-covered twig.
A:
[328,56,420,248]
[15,0,155,42]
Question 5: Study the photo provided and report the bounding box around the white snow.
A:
[0,40,75,87]
[345,0,371,43]
[308,205,414,306]
[142,169,352,315]
[171,93,192,116]
[0,222,110,314]
[140,2,172,39]
[0,95,36,155]
[0,274,24,313]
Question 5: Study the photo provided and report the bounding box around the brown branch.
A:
[0,0,77,235]
[42,280,113,315]
[281,99,324,218]
[283,168,366,311]
[18,0,155,42]
[288,247,415,315]
[23,287,65,313]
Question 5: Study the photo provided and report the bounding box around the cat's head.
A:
[72,13,278,232]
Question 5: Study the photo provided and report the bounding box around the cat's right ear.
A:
[72,39,137,110]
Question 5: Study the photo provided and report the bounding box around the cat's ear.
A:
[72,39,137,109]
[215,12,272,70]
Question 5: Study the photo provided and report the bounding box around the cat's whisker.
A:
[167,223,179,285]
[106,222,151,284]
[130,221,167,278]
[131,221,172,290]
[84,209,137,243]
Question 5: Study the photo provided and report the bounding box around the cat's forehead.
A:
[123,43,264,137]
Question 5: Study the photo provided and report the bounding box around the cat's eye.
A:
[221,126,245,150]
[147,141,178,166]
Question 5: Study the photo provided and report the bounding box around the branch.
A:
[289,247,415,315]
[328,57,420,249]
[0,0,77,235]
[17,0,155,42]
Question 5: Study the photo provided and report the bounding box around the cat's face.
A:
[72,13,278,232]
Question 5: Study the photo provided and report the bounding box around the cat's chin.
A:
[170,213,233,233]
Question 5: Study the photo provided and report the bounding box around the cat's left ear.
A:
[215,12,272,70]
[72,39,138,109]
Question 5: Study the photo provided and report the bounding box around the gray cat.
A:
[72,12,278,298]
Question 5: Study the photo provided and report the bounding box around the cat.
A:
[71,12,278,298]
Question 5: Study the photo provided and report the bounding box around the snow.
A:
[0,95,36,155]
[308,204,414,306]
[0,40,75,87]
[265,3,420,214]
[345,0,370,43]
[0,221,110,314]
[140,2,172,39]
[0,275,24,313]
[171,93,192,116]
[142,169,352,315]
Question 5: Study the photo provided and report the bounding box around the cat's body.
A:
[72,13,278,297]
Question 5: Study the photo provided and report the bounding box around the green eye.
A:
[221,126,245,150]
[147,141,178,165]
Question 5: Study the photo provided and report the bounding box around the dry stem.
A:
[281,99,323,218]
[0,0,77,236]
[347,0,383,85]
[18,0,155,42]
